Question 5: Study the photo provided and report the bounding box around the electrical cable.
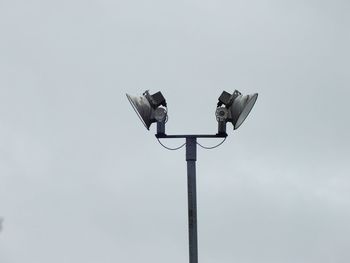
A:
[196,137,227,149]
[157,138,186,151]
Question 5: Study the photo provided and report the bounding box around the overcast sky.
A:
[0,0,350,262]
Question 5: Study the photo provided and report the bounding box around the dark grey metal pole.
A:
[155,130,226,263]
[186,137,198,263]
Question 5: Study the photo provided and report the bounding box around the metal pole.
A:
[186,137,198,263]
[155,133,225,263]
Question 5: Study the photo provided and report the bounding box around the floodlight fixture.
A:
[126,90,167,131]
[216,90,258,134]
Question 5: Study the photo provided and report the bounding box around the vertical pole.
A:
[217,120,227,135]
[157,120,166,135]
[186,137,198,263]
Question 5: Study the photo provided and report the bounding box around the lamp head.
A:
[126,90,167,130]
[216,90,258,131]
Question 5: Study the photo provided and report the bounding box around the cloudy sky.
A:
[0,0,349,262]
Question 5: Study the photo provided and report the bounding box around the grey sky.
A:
[0,0,349,262]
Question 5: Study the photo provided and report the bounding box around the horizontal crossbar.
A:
[155,133,227,139]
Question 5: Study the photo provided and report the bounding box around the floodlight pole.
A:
[127,90,257,263]
[186,137,198,263]
[156,129,227,263]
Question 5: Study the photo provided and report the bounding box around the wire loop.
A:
[157,138,186,151]
[196,137,227,149]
